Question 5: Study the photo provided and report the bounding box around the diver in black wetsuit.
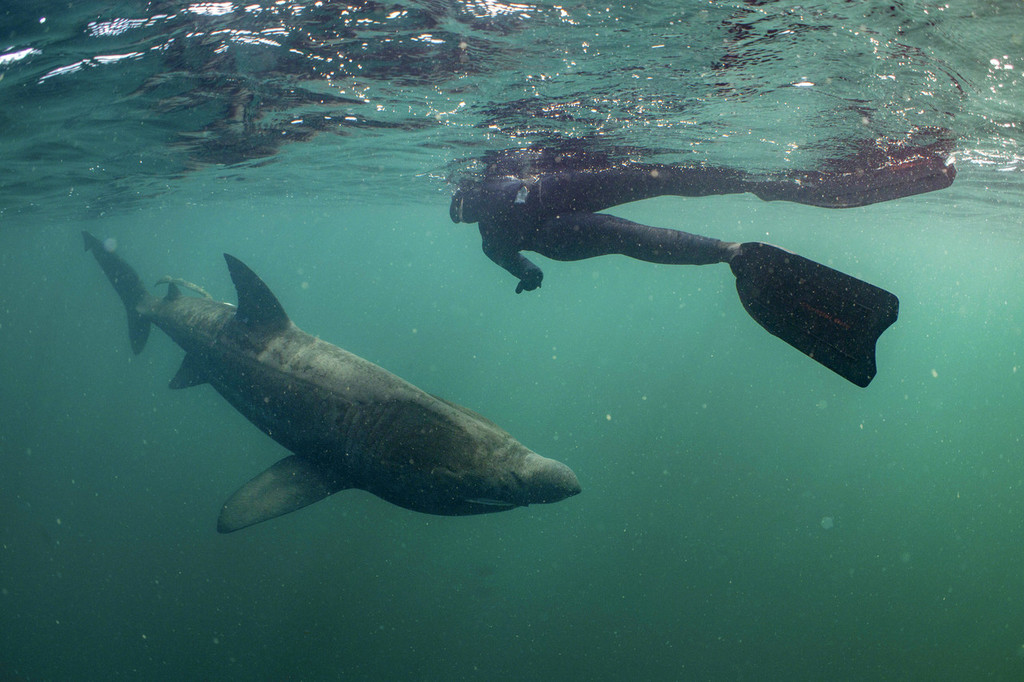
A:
[448,134,955,386]
[451,163,744,293]
[450,137,955,294]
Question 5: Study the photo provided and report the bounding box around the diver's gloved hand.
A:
[515,268,543,294]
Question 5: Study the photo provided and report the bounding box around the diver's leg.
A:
[540,131,955,212]
[750,134,956,208]
[537,213,736,265]
[536,165,755,215]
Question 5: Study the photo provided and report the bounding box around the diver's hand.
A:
[515,268,543,294]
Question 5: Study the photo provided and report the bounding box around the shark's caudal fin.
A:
[82,232,155,354]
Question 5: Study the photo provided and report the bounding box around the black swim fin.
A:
[729,242,898,387]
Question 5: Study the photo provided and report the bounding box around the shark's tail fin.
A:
[83,232,154,354]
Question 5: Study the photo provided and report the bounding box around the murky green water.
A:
[2,2,1024,680]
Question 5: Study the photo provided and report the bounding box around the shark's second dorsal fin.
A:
[155,276,213,300]
[223,254,290,332]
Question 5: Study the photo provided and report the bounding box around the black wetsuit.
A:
[450,141,955,293]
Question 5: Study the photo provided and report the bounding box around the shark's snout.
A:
[521,455,581,505]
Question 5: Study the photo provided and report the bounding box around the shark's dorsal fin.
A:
[164,281,182,301]
[223,254,290,332]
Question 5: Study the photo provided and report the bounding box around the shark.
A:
[83,232,580,532]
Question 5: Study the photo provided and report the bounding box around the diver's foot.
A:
[753,128,957,209]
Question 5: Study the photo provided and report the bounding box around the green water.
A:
[3,1,1024,680]
[3,180,1023,680]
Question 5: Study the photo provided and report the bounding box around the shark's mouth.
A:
[465,497,517,508]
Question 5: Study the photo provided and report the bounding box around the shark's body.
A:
[83,233,579,532]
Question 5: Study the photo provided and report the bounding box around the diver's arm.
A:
[483,245,543,294]
[479,222,543,293]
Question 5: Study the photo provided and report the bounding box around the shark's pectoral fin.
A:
[168,353,209,389]
[217,455,349,533]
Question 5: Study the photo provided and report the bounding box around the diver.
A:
[449,134,956,386]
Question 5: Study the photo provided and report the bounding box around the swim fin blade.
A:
[729,242,898,387]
